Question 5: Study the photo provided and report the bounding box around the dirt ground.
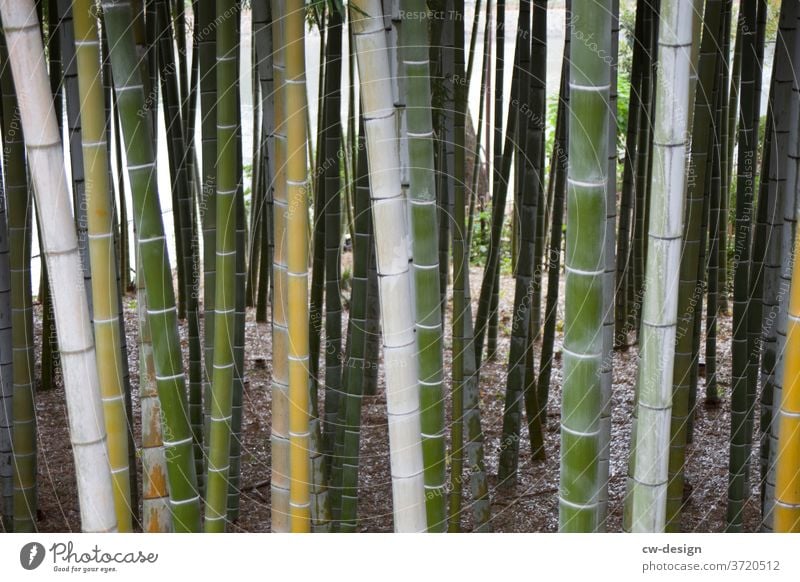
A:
[31,265,761,533]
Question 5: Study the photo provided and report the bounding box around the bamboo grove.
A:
[0,0,799,534]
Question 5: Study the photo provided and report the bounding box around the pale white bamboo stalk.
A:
[0,0,116,533]
[626,0,697,532]
[350,0,426,532]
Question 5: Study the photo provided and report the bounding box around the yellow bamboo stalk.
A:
[775,232,800,532]
[73,0,132,532]
[269,0,291,533]
[284,0,310,533]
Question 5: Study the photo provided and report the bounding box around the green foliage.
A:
[468,205,513,275]
[470,208,491,265]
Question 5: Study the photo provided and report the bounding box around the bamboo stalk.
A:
[204,0,239,533]
[726,0,762,531]
[350,0,426,531]
[559,0,611,533]
[0,35,36,533]
[0,139,12,531]
[625,0,697,532]
[102,0,201,532]
[284,0,311,533]
[400,0,447,532]
[1,0,117,532]
[73,0,133,531]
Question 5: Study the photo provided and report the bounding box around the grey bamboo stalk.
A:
[625,0,696,532]
[0,0,117,532]
[73,0,133,531]
[350,0,427,531]
[58,0,93,314]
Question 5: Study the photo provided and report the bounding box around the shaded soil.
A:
[29,266,760,533]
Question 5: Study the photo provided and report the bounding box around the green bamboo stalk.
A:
[102,24,139,522]
[485,0,505,362]
[631,0,656,338]
[473,0,507,366]
[0,141,12,532]
[203,0,238,533]
[0,38,36,532]
[102,0,201,532]
[706,55,723,406]
[559,0,611,532]
[726,0,761,532]
[473,54,520,372]
[198,0,216,497]
[229,154,246,521]
[156,0,204,498]
[322,7,344,471]
[74,0,134,531]
[752,70,775,515]
[335,116,370,532]
[615,0,645,347]
[269,0,291,532]
[400,0,447,532]
[742,0,768,492]
[444,0,467,532]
